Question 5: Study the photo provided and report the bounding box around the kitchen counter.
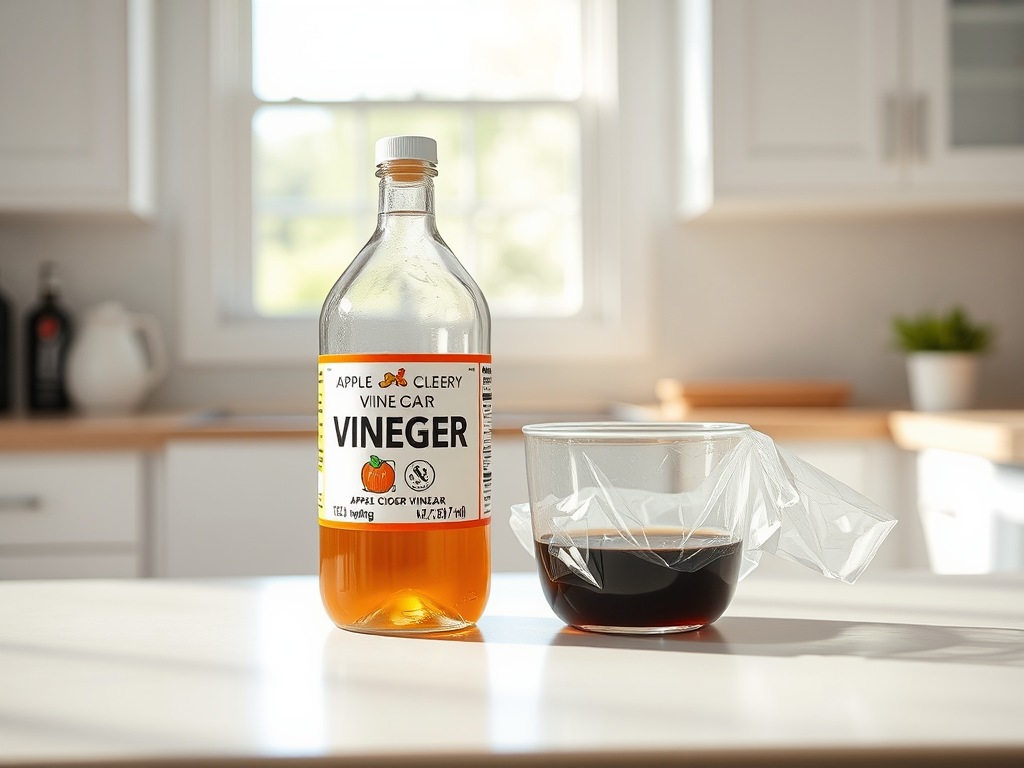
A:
[0,407,894,452]
[613,405,892,441]
[0,412,317,452]
[889,410,1024,464]
[2,570,1023,767]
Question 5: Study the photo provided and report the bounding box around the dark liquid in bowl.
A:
[535,532,742,632]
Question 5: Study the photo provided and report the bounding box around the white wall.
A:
[1,0,1022,415]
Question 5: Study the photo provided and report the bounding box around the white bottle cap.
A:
[374,135,438,166]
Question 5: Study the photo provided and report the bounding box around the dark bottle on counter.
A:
[0,270,11,413]
[26,263,73,413]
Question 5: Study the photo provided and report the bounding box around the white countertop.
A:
[2,570,1024,766]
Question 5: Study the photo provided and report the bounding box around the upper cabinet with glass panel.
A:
[948,0,1024,148]
[908,0,1024,189]
[681,0,1024,217]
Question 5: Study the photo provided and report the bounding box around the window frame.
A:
[180,0,651,365]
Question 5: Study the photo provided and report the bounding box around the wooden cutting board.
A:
[656,379,852,409]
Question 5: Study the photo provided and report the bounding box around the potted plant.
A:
[892,306,995,411]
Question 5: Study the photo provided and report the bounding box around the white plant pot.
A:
[905,352,979,412]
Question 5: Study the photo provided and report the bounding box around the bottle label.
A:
[318,354,492,529]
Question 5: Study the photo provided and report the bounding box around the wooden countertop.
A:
[0,412,318,452]
[610,404,893,441]
[0,408,896,452]
[2,571,1023,766]
[889,410,1024,464]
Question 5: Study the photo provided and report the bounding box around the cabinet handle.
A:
[0,495,42,511]
[883,94,900,162]
[912,93,928,162]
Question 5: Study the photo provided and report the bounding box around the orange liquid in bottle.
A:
[319,523,490,633]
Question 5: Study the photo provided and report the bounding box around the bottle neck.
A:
[376,159,436,218]
[39,265,59,303]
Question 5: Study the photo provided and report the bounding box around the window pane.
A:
[254,107,358,208]
[476,108,579,201]
[473,108,581,315]
[251,104,583,318]
[253,216,357,316]
[474,212,582,315]
[253,0,582,101]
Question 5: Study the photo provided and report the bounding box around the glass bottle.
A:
[318,135,492,634]
[26,263,73,413]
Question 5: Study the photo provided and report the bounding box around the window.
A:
[249,0,586,319]
[182,0,652,367]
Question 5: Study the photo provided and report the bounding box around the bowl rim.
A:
[520,421,752,440]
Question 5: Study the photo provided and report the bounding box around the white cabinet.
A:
[160,439,318,577]
[916,449,1024,574]
[680,0,1024,216]
[0,452,143,578]
[710,0,901,197]
[0,0,153,216]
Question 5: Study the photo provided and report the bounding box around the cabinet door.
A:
[0,451,142,579]
[714,0,902,195]
[0,0,153,215]
[907,0,1024,194]
[162,439,318,577]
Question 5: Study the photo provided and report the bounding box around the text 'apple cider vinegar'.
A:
[318,136,492,634]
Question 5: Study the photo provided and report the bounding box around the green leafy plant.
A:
[892,306,994,353]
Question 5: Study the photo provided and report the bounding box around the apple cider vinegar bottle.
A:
[318,136,492,634]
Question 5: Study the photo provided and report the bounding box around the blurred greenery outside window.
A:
[249,0,590,319]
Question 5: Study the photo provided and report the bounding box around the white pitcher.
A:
[66,302,168,416]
